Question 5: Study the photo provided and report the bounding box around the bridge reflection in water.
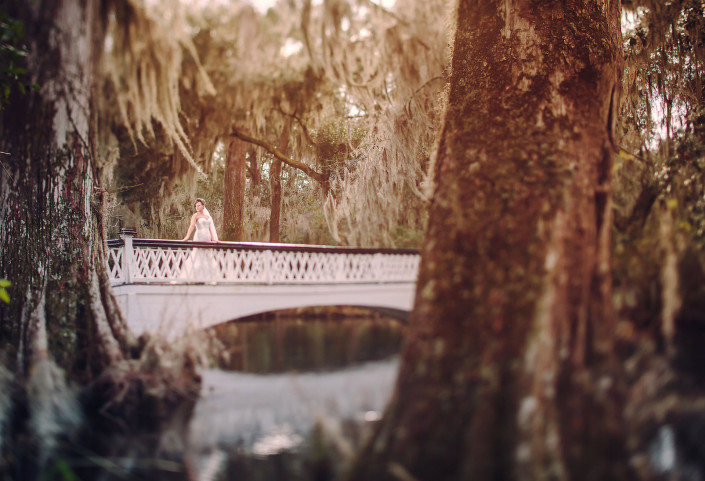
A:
[107,231,420,337]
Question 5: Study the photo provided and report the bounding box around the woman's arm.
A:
[181,215,197,241]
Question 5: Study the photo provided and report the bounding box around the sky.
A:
[247,0,277,13]
[248,0,396,14]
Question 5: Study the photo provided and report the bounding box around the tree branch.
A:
[230,125,327,185]
[95,182,144,194]
[361,0,408,26]
[276,106,317,147]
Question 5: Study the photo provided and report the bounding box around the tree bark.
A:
[247,146,260,187]
[223,137,247,241]
[0,0,132,380]
[347,1,626,480]
[269,119,292,243]
[270,157,283,243]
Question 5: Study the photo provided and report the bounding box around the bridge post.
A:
[119,228,136,284]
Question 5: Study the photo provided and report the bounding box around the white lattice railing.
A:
[107,232,420,286]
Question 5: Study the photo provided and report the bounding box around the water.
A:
[188,358,399,480]
[190,358,400,455]
[210,315,404,373]
[74,314,404,480]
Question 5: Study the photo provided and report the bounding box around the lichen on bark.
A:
[345,1,626,480]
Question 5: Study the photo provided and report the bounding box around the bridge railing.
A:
[107,231,420,286]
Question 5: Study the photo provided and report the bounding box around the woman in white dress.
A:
[182,198,219,242]
[180,198,220,280]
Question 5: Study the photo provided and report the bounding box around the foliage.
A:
[621,0,705,151]
[48,459,79,481]
[311,0,452,246]
[0,278,9,304]
[0,11,37,110]
[614,0,705,355]
[101,0,449,247]
[102,0,215,173]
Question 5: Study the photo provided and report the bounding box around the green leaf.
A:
[0,289,9,304]
[0,279,11,287]
[52,459,79,481]
[618,149,634,160]
[2,44,27,57]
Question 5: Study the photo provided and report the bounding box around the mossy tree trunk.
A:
[270,159,282,242]
[347,1,626,480]
[0,0,132,380]
[223,137,247,241]
[247,146,260,187]
[269,118,292,243]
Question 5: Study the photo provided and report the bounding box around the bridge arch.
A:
[216,305,410,326]
[113,283,415,337]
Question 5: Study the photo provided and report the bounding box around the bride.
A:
[182,198,219,242]
[180,198,220,280]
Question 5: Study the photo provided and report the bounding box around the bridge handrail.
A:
[106,234,420,286]
[106,238,420,255]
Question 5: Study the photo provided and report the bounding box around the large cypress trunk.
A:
[347,1,625,480]
[0,0,130,379]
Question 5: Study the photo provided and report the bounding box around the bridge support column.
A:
[119,228,136,284]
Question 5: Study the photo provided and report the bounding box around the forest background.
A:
[98,0,705,378]
[1,0,705,479]
[103,0,442,248]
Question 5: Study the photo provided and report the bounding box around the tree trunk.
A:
[269,119,292,243]
[270,158,282,242]
[347,1,625,480]
[247,146,260,187]
[223,137,247,241]
[0,2,144,475]
[0,0,131,380]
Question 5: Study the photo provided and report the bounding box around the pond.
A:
[73,310,405,481]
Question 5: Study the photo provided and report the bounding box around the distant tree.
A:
[223,137,247,240]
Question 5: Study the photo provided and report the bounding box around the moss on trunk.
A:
[0,0,128,377]
[345,1,626,480]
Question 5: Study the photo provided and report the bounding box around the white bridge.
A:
[107,231,420,337]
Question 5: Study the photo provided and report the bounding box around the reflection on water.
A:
[77,314,404,481]
[190,357,400,454]
[210,314,404,373]
[187,357,400,480]
[185,314,403,480]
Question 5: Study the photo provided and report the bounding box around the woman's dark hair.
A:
[194,197,206,207]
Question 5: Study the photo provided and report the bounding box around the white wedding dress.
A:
[193,217,214,242]
[180,217,218,280]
